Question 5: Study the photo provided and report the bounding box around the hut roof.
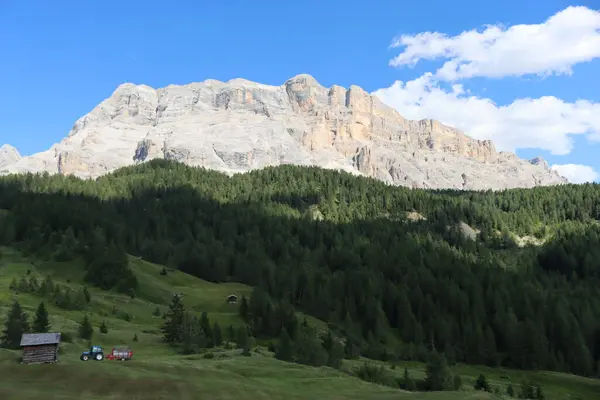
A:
[20,333,61,346]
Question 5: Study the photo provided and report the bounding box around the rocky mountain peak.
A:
[0,144,21,168]
[0,75,568,190]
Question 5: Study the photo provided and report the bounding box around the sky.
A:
[1,0,599,183]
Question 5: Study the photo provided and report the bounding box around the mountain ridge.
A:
[0,74,567,189]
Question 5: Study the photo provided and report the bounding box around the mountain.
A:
[0,74,566,189]
[0,145,21,169]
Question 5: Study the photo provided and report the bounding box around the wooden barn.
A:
[227,294,238,304]
[20,332,61,364]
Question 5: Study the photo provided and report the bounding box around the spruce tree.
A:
[32,302,50,333]
[535,385,545,400]
[78,315,93,340]
[99,321,108,334]
[474,373,491,392]
[403,368,416,391]
[275,329,294,361]
[1,300,30,349]
[507,383,515,397]
[161,294,185,344]
[213,322,222,347]
[200,311,213,346]
[236,325,249,349]
[239,295,249,321]
[425,352,454,391]
[83,287,91,303]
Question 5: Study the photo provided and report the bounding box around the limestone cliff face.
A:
[0,145,21,169]
[0,74,567,190]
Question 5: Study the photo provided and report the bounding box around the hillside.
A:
[2,248,599,400]
[0,75,566,189]
[0,161,599,398]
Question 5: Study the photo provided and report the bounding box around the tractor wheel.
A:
[81,355,89,361]
[95,353,104,361]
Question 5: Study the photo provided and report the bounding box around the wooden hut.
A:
[20,333,61,364]
[227,294,238,304]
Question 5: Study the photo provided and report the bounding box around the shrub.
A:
[60,332,74,343]
[354,363,397,388]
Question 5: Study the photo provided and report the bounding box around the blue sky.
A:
[1,0,599,182]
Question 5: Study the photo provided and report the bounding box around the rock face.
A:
[0,74,567,189]
[0,145,21,169]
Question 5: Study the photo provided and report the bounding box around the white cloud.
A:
[389,6,600,81]
[551,164,599,183]
[372,73,600,155]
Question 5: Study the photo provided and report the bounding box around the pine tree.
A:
[99,321,108,334]
[133,333,138,342]
[181,312,206,354]
[507,383,515,397]
[78,315,93,340]
[161,294,185,344]
[403,368,416,391]
[535,385,545,400]
[200,312,213,346]
[275,329,294,361]
[239,295,249,321]
[83,287,91,303]
[474,373,491,392]
[236,325,249,349]
[328,339,345,369]
[228,324,235,342]
[213,322,222,347]
[1,300,30,349]
[425,352,454,391]
[32,302,50,333]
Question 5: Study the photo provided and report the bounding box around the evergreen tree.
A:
[227,324,235,342]
[507,383,515,397]
[99,321,108,334]
[236,325,249,349]
[239,295,249,321]
[83,286,91,303]
[133,333,138,342]
[403,368,416,391]
[328,339,345,369]
[32,302,50,333]
[275,329,294,362]
[181,312,205,354]
[161,294,185,344]
[200,311,213,346]
[1,300,30,349]
[474,373,491,392]
[535,385,545,400]
[78,315,93,340]
[213,322,222,347]
[425,352,454,391]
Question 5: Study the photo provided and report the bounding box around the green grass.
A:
[0,247,598,399]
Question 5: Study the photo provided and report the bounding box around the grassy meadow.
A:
[0,247,598,399]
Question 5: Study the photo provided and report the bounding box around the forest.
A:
[0,160,599,378]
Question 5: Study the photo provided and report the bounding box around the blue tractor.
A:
[80,345,104,361]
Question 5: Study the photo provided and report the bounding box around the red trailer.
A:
[106,346,133,361]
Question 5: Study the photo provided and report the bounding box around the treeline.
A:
[0,160,599,377]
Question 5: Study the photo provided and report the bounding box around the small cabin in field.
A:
[227,294,238,304]
[20,332,61,364]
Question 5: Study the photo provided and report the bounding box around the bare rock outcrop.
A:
[0,145,21,169]
[0,74,567,190]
